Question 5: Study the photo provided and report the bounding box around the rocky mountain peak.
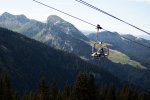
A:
[0,12,14,20]
[47,15,64,24]
[1,12,13,17]
[46,15,89,41]
[0,12,29,23]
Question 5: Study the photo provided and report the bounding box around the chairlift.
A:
[91,24,109,58]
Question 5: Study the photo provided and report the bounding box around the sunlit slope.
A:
[108,49,145,69]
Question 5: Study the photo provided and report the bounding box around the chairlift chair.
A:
[91,24,109,58]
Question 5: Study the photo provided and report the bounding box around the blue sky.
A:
[0,0,150,37]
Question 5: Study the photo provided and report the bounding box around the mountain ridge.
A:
[0,12,90,57]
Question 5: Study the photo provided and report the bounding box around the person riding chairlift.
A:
[95,42,105,57]
[91,42,105,57]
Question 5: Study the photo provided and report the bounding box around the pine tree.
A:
[0,72,13,100]
[118,86,139,100]
[138,92,149,100]
[105,85,116,100]
[23,92,34,100]
[49,81,58,100]
[13,92,20,100]
[71,72,98,100]
[35,79,49,100]
[61,81,71,100]
[98,85,108,100]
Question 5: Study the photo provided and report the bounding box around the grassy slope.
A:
[108,49,146,69]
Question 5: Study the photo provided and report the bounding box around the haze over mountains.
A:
[139,35,150,40]
[0,12,150,91]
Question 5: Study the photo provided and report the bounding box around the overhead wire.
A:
[120,36,150,49]
[102,29,150,49]
[75,0,150,36]
[33,0,96,27]
[33,0,150,49]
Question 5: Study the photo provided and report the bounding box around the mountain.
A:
[1,12,150,92]
[0,27,127,92]
[0,12,29,24]
[47,15,89,41]
[0,12,90,58]
[0,12,30,31]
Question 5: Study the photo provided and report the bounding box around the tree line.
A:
[0,72,149,100]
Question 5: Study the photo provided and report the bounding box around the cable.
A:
[33,0,150,49]
[33,0,96,27]
[75,0,150,36]
[102,29,150,49]
[120,36,150,49]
